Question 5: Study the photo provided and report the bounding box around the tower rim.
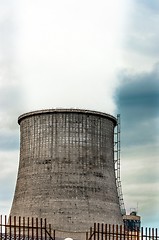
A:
[18,108,117,125]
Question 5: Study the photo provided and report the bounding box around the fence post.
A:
[19,216,21,239]
[94,223,96,240]
[112,224,115,240]
[108,224,111,240]
[116,225,118,240]
[53,229,55,240]
[101,223,104,240]
[27,217,30,238]
[14,216,16,239]
[124,224,126,240]
[97,223,100,240]
[137,226,140,240]
[90,226,93,240]
[105,224,107,240]
[149,227,151,240]
[48,223,51,240]
[9,215,11,240]
[36,218,38,240]
[40,218,43,239]
[44,218,47,240]
[155,228,158,240]
[86,231,88,240]
[32,217,34,240]
[119,225,122,240]
[0,215,2,240]
[141,227,143,240]
[5,215,7,240]
[22,217,25,239]
[152,228,155,240]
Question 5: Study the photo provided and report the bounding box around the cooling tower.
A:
[10,109,123,233]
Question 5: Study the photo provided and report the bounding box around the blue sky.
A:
[0,0,159,228]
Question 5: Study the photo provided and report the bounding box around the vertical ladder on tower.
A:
[114,114,126,216]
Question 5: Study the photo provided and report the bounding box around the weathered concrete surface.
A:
[10,109,123,235]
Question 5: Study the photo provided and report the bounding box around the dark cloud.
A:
[115,64,159,146]
[116,66,159,227]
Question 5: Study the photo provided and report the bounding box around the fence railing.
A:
[0,216,158,240]
[0,215,55,240]
[86,223,159,240]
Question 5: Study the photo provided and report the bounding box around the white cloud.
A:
[0,0,159,228]
[15,0,127,113]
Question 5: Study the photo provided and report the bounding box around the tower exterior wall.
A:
[10,109,123,232]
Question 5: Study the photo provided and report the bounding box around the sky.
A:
[0,0,159,228]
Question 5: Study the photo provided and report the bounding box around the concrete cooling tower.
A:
[10,109,123,233]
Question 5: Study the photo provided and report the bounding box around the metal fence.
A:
[0,215,55,240]
[0,216,158,240]
[86,223,158,240]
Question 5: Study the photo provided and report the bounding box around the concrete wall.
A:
[10,109,123,235]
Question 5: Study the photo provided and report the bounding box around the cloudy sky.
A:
[0,0,159,228]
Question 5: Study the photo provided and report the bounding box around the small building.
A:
[123,211,141,231]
